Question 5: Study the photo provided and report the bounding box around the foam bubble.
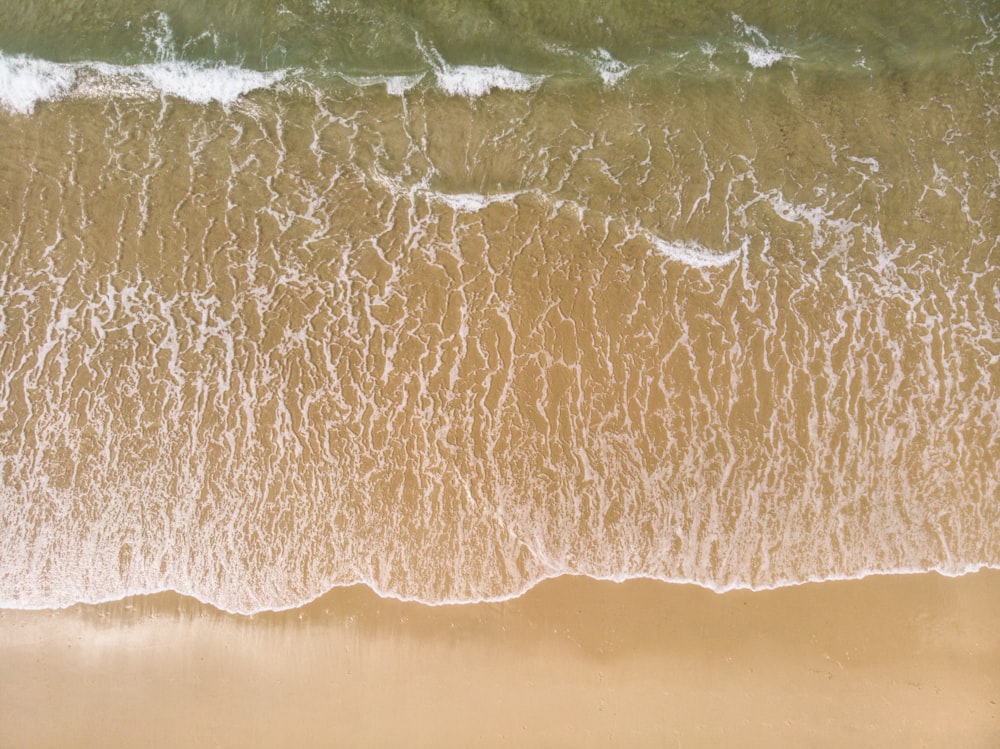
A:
[588,48,632,86]
[647,235,745,268]
[434,64,543,97]
[0,54,76,114]
[429,191,521,211]
[141,10,176,62]
[131,61,285,104]
[731,14,797,69]
[542,43,633,87]
[417,38,544,98]
[0,52,287,113]
[742,45,788,69]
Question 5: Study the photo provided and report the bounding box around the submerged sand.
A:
[1,570,997,748]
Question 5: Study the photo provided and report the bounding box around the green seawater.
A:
[1,0,995,76]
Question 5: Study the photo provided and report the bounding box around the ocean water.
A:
[0,0,997,614]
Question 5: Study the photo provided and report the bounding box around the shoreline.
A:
[2,569,998,747]
[3,562,998,616]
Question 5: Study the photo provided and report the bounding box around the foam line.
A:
[433,64,543,97]
[647,235,746,268]
[417,39,545,97]
[0,52,287,113]
[428,191,524,211]
[2,563,995,616]
[126,61,286,104]
[0,47,553,113]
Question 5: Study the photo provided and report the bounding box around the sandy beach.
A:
[2,5,998,749]
[1,569,997,748]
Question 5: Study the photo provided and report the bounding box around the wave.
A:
[0,15,838,117]
[0,49,550,113]
[543,43,636,86]
[433,64,543,97]
[588,48,634,86]
[0,52,286,113]
[0,54,76,115]
[0,49,579,114]
[418,39,545,97]
[122,61,286,104]
[731,14,799,69]
[396,40,637,97]
[3,0,993,115]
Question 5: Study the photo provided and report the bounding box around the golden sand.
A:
[2,570,997,748]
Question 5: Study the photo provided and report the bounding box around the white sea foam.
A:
[742,45,788,69]
[141,10,176,62]
[731,14,798,69]
[0,54,76,114]
[429,191,522,211]
[647,235,745,268]
[417,38,544,97]
[0,52,287,113]
[845,155,881,173]
[342,65,540,97]
[588,48,633,86]
[131,61,285,104]
[434,63,543,97]
[543,43,634,86]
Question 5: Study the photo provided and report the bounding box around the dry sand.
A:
[1,570,998,748]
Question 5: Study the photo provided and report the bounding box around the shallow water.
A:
[1,0,998,613]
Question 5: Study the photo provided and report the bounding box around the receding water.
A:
[0,0,998,613]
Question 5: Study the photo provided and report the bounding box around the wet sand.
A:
[1,570,997,748]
